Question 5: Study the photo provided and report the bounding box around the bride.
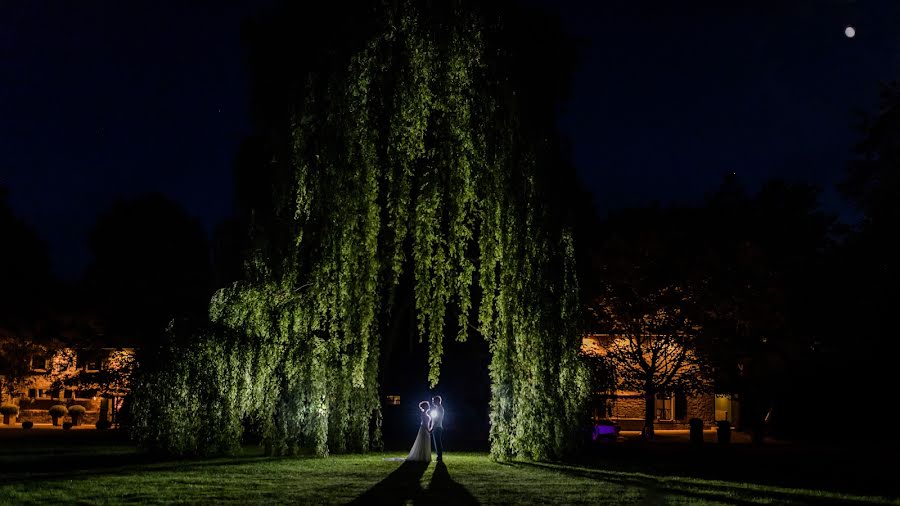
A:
[406,400,432,462]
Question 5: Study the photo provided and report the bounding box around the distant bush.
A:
[716,420,731,445]
[96,419,111,430]
[22,421,34,429]
[1,403,18,425]
[68,405,87,426]
[62,422,73,430]
[689,418,704,445]
[48,405,68,417]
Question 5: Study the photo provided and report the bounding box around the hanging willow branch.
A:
[130,0,589,461]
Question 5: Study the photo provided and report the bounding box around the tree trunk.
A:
[741,389,766,445]
[642,389,656,440]
[99,398,109,423]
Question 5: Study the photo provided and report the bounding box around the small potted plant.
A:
[22,421,34,429]
[68,405,86,426]
[716,419,732,445]
[688,418,704,445]
[62,421,73,430]
[0,403,18,425]
[48,404,68,426]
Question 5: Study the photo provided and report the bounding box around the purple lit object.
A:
[592,423,617,441]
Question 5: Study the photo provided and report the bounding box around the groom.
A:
[429,395,444,462]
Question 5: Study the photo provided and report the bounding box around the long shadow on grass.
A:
[421,461,479,505]
[347,461,429,505]
[511,461,894,505]
[582,443,899,500]
[0,449,278,486]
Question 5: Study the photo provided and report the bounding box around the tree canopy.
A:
[85,193,213,345]
[132,0,589,460]
[0,186,55,333]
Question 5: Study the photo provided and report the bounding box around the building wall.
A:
[0,345,133,425]
[611,395,644,419]
[606,392,716,429]
[686,394,715,426]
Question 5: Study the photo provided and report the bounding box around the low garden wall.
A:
[8,409,101,426]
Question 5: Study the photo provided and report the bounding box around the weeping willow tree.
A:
[131,0,590,461]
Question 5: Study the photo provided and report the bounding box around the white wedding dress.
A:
[405,411,432,462]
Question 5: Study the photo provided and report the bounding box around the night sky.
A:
[2,0,899,279]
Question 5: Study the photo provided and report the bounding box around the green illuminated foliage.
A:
[131,0,588,461]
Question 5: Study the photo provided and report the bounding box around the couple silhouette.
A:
[405,395,443,463]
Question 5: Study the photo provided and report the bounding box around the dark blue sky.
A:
[2,1,899,279]
[553,0,900,218]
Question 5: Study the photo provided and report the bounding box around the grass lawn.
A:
[0,429,897,505]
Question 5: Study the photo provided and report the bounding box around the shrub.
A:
[48,405,68,417]
[1,403,18,425]
[22,421,34,429]
[688,418,704,445]
[96,419,111,430]
[68,405,87,426]
[62,422,73,430]
[716,420,732,444]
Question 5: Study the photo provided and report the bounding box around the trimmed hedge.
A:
[48,405,68,417]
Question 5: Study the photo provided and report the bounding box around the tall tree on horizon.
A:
[834,80,900,419]
[0,186,56,334]
[132,0,590,460]
[587,207,711,438]
[85,193,212,345]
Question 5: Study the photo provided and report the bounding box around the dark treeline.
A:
[0,190,216,349]
[583,81,900,441]
[585,178,832,439]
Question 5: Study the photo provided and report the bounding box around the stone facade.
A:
[0,343,132,427]
[603,393,716,429]
[610,395,644,419]
[686,394,715,424]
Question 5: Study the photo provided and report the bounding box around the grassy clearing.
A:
[0,430,896,505]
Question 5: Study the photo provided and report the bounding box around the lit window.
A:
[30,355,48,371]
[386,395,400,406]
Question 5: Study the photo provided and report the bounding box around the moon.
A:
[845,25,855,38]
